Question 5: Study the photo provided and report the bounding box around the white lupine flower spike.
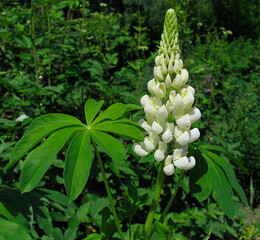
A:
[132,8,202,176]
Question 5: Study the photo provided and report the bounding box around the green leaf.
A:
[90,130,126,161]
[82,233,103,240]
[93,121,144,141]
[84,99,104,126]
[20,127,80,193]
[202,154,235,219]
[200,144,248,175]
[22,35,32,48]
[92,103,127,125]
[125,103,143,111]
[8,114,85,169]
[25,113,84,135]
[189,150,212,201]
[64,130,93,202]
[206,151,248,206]
[0,218,33,240]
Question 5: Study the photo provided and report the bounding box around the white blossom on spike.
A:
[176,114,191,130]
[141,138,155,152]
[149,132,160,146]
[189,128,200,143]
[138,119,151,132]
[162,129,173,143]
[189,107,201,124]
[154,149,164,161]
[154,66,164,81]
[163,164,175,176]
[144,103,157,116]
[176,131,189,145]
[172,74,182,89]
[181,69,189,84]
[133,143,148,157]
[140,95,150,107]
[165,74,172,88]
[152,121,163,134]
[147,79,157,95]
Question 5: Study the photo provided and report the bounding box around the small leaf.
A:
[84,99,104,125]
[0,218,33,240]
[92,103,127,125]
[206,151,248,206]
[203,154,235,219]
[90,130,126,161]
[22,35,33,48]
[20,127,81,193]
[93,121,144,141]
[82,233,103,240]
[125,103,143,111]
[8,114,85,169]
[64,130,93,202]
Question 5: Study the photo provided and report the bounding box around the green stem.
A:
[93,142,125,240]
[143,162,165,237]
[162,170,185,216]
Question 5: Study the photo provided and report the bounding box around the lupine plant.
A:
[3,8,249,240]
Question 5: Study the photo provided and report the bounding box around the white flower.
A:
[176,114,191,130]
[174,156,195,170]
[133,143,148,156]
[172,73,182,89]
[141,138,155,152]
[175,131,189,145]
[180,69,189,85]
[154,149,164,161]
[163,164,175,176]
[154,82,166,98]
[165,155,173,165]
[189,128,200,143]
[152,121,163,134]
[165,74,172,88]
[154,66,164,81]
[138,119,152,132]
[140,95,150,107]
[144,103,157,116]
[162,129,173,143]
[189,107,201,124]
[171,94,184,118]
[147,79,157,95]
[157,105,168,120]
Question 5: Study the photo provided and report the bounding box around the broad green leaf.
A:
[82,233,103,240]
[92,121,144,141]
[20,127,81,193]
[22,35,33,48]
[200,144,248,174]
[25,113,84,135]
[202,154,235,219]
[206,151,248,206]
[84,99,104,125]
[8,114,85,169]
[189,150,212,201]
[92,103,127,125]
[90,130,126,161]
[125,103,143,111]
[112,118,145,131]
[0,218,33,240]
[64,130,93,202]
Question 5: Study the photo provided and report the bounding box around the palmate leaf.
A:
[64,130,93,202]
[7,114,85,170]
[202,154,235,219]
[92,121,144,141]
[20,126,82,193]
[84,99,104,125]
[90,130,126,161]
[91,103,127,125]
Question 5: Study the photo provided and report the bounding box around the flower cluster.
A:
[133,9,201,176]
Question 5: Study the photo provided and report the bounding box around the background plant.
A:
[0,0,259,239]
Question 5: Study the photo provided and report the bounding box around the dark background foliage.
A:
[0,0,259,239]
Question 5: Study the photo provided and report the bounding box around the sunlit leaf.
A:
[84,99,104,125]
[64,130,93,202]
[20,127,81,193]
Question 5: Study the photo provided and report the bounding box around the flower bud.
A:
[172,74,182,89]
[154,149,164,161]
[176,131,189,145]
[152,121,163,134]
[181,69,189,84]
[154,66,164,81]
[189,128,200,143]
[169,90,176,102]
[168,60,174,75]
[171,94,183,118]
[154,82,166,99]
[183,92,194,111]
[162,61,168,75]
[174,60,181,72]
[165,74,172,88]
[133,143,148,156]
[174,156,196,170]
[159,141,167,153]
[162,129,173,143]
[163,164,175,176]
[147,79,157,95]
[187,85,195,95]
[189,107,201,124]
[149,132,160,146]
